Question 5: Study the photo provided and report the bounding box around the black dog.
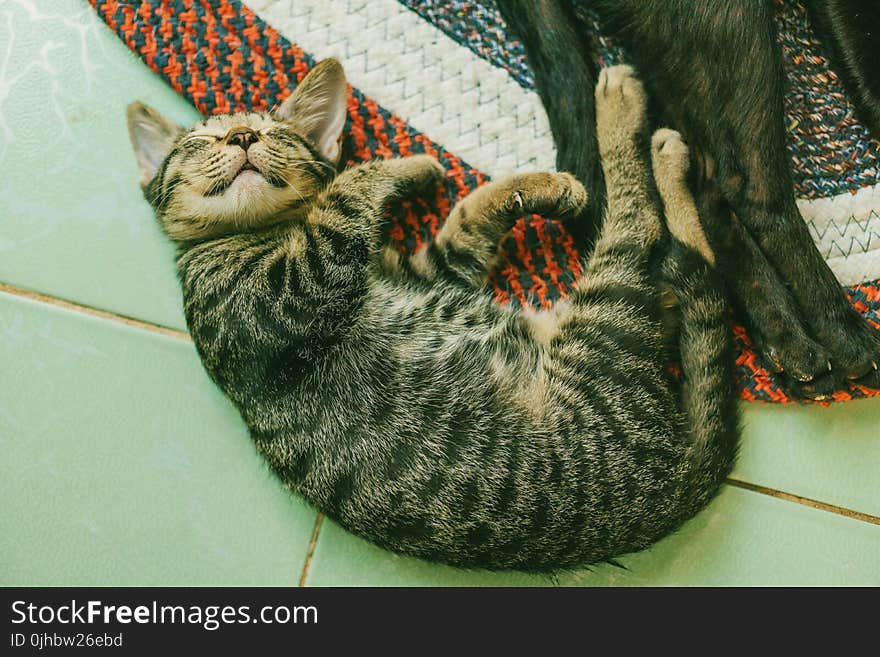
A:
[497,0,880,399]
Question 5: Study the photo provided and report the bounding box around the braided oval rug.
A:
[90,0,880,404]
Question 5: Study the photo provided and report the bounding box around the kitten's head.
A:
[127,58,348,242]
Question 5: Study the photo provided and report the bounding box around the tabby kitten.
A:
[127,60,738,571]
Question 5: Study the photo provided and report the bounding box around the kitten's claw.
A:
[502,172,587,219]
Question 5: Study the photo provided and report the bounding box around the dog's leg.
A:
[601,0,880,393]
[807,0,880,139]
[692,178,839,399]
[495,0,605,249]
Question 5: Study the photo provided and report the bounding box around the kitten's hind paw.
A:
[651,128,690,187]
[651,129,716,267]
[595,65,647,153]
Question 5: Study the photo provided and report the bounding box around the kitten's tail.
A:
[664,243,740,516]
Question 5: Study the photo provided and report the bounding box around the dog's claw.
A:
[765,346,785,373]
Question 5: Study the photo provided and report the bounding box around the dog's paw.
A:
[817,310,880,389]
[761,298,880,400]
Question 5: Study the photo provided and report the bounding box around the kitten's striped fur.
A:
[129,61,739,571]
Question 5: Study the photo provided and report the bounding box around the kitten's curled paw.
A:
[595,65,647,152]
[502,172,588,219]
[651,129,690,186]
[651,129,717,267]
[403,154,446,189]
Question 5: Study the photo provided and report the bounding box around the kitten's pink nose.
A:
[227,127,258,151]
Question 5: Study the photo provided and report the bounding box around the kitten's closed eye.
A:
[181,135,218,146]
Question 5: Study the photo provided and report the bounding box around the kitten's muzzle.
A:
[227,127,259,152]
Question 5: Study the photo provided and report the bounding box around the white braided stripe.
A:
[798,183,880,286]
[249,0,556,176]
[249,0,880,284]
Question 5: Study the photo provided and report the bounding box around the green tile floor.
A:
[2,0,878,586]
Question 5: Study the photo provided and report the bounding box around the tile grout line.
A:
[0,280,339,582]
[4,282,879,528]
[0,281,191,342]
[726,478,880,525]
[298,513,324,587]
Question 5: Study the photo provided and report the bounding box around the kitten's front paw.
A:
[404,154,446,189]
[504,172,588,219]
[595,65,647,152]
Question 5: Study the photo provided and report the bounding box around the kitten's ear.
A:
[126,102,182,187]
[276,58,348,163]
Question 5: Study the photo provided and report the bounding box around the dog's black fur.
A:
[497,0,880,398]
[810,0,880,140]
